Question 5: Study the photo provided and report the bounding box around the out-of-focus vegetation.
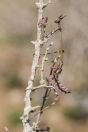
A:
[64,105,88,122]
[7,109,22,125]
[0,0,88,132]
[5,72,23,88]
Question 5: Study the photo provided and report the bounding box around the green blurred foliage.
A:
[63,106,88,122]
[7,109,22,125]
[76,84,88,98]
[5,73,23,88]
[6,34,33,45]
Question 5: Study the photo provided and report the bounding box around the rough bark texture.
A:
[22,0,70,132]
[22,0,45,132]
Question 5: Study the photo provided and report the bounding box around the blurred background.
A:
[0,0,88,132]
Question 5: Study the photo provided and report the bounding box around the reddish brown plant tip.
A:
[38,16,48,28]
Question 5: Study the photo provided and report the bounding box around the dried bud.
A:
[54,14,66,25]
[38,17,48,28]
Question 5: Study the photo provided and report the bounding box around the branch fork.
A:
[22,0,70,132]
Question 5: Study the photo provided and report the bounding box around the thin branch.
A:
[22,0,46,132]
[32,85,53,91]
[40,42,53,84]
[22,1,70,132]
[45,27,61,39]
[29,95,60,122]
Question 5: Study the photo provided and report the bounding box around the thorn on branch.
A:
[42,0,51,9]
[36,0,51,9]
[35,2,43,9]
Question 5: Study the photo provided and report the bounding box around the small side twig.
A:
[40,42,53,85]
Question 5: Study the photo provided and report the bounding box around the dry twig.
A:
[22,0,70,132]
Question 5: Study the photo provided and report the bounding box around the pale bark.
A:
[21,1,70,132]
[22,0,45,132]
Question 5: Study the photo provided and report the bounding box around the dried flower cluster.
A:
[21,0,70,132]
